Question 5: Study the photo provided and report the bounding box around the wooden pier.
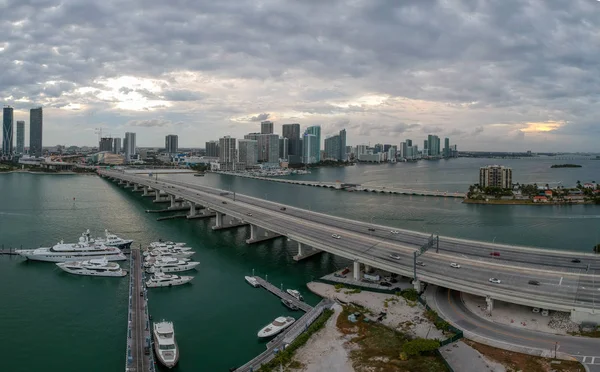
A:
[253,276,312,312]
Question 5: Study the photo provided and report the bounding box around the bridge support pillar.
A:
[186,208,215,219]
[188,201,197,217]
[169,195,176,208]
[212,214,248,231]
[153,192,169,203]
[119,180,126,185]
[293,242,322,261]
[133,184,140,192]
[143,186,151,196]
[246,225,281,244]
[124,182,133,189]
[353,261,361,280]
[215,211,224,228]
[413,279,424,293]
[486,296,494,315]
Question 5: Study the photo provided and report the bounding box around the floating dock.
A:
[253,276,312,312]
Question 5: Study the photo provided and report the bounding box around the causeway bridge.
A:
[215,171,466,198]
[100,170,600,324]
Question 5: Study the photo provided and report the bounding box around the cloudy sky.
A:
[2,0,599,151]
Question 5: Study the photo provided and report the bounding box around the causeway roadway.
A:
[100,170,600,320]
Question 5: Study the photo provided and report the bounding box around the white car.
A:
[532,307,540,313]
[246,213,253,216]
[416,261,425,266]
[331,234,341,239]
[450,263,461,268]
[389,253,401,260]
[488,278,501,284]
[390,230,400,234]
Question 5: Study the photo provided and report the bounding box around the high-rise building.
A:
[113,138,122,154]
[3,106,14,155]
[374,143,383,154]
[282,123,301,163]
[302,133,318,164]
[16,120,25,155]
[383,144,391,153]
[219,136,236,170]
[324,135,341,160]
[479,165,512,189]
[423,140,428,154]
[261,120,274,134]
[339,129,347,161]
[238,139,258,166]
[205,140,219,157]
[255,134,279,163]
[444,137,450,158]
[99,137,113,152]
[279,137,289,160]
[165,134,178,154]
[124,132,136,162]
[29,107,43,157]
[427,134,441,157]
[304,126,321,162]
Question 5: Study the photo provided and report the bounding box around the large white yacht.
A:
[146,272,194,287]
[153,321,179,369]
[93,229,134,249]
[143,248,195,259]
[56,258,127,277]
[257,316,296,338]
[149,241,188,249]
[145,257,200,273]
[16,233,126,262]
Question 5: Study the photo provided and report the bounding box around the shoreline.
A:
[0,170,94,175]
[463,198,596,206]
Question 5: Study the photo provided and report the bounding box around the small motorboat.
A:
[245,276,259,288]
[257,316,295,338]
[281,298,298,311]
[286,289,304,301]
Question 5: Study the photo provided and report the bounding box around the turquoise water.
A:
[0,159,598,371]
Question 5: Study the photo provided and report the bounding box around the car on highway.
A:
[571,258,581,263]
[450,263,461,268]
[488,278,501,284]
[528,280,540,286]
[416,261,425,266]
[541,309,549,317]
[246,212,253,216]
[379,281,392,287]
[389,253,402,260]
[489,252,500,256]
[222,201,227,204]
[331,234,341,239]
[280,207,286,211]
[532,307,540,313]
[390,230,399,234]
[368,228,375,232]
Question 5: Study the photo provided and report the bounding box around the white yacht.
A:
[286,289,304,302]
[257,316,295,338]
[56,258,127,277]
[16,233,126,262]
[245,276,259,288]
[149,241,187,249]
[145,257,200,273]
[146,272,194,287]
[93,229,134,249]
[153,321,179,369]
[143,248,195,259]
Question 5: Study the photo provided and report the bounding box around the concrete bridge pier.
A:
[413,279,424,293]
[212,213,248,231]
[142,186,152,196]
[186,207,215,219]
[153,191,169,203]
[246,225,281,244]
[123,182,134,189]
[118,180,126,185]
[187,201,198,217]
[293,242,322,261]
[132,184,142,192]
[353,261,361,280]
[486,296,494,315]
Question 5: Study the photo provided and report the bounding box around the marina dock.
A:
[253,276,312,312]
[236,299,333,372]
[126,249,155,372]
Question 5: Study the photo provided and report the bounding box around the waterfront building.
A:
[238,139,258,166]
[113,138,122,154]
[388,146,397,162]
[355,144,369,156]
[324,134,341,160]
[373,143,383,154]
[261,120,274,134]
[29,107,43,157]
[165,134,178,154]
[426,134,441,157]
[205,140,219,157]
[16,120,25,155]
[444,137,450,158]
[479,165,512,189]
[3,106,14,155]
[302,133,318,164]
[282,123,301,164]
[99,137,113,152]
[124,132,136,163]
[256,134,279,163]
[219,136,236,170]
[304,126,321,162]
[279,137,289,160]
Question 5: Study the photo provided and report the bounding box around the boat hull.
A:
[153,337,179,368]
[257,319,295,338]
[18,252,127,262]
[56,265,127,277]
[146,262,199,273]
[245,276,259,287]
[146,277,193,288]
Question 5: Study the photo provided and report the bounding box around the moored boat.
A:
[245,276,259,287]
[145,256,200,273]
[257,316,295,338]
[146,272,194,288]
[153,321,179,368]
[281,298,298,311]
[16,233,126,262]
[286,289,304,301]
[56,257,127,277]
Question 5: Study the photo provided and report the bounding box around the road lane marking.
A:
[559,277,563,285]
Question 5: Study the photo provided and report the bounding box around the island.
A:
[464,181,600,205]
[550,164,582,168]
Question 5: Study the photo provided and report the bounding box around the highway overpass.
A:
[99,170,600,324]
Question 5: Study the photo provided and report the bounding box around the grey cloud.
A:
[421,126,442,134]
[119,87,133,95]
[248,113,270,122]
[163,89,207,102]
[472,126,484,136]
[127,119,172,127]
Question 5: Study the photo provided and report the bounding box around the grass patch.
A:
[337,305,448,372]
[463,340,585,372]
[258,309,334,372]
[344,288,362,294]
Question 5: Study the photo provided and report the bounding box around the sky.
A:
[1,0,600,152]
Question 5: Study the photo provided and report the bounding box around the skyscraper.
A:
[480,165,512,189]
[279,137,289,160]
[124,132,136,162]
[304,126,321,162]
[238,139,258,166]
[113,138,122,154]
[302,133,318,164]
[16,120,25,155]
[324,135,341,160]
[218,136,236,170]
[3,106,14,156]
[444,137,450,158]
[282,123,301,163]
[165,134,178,154]
[427,134,441,157]
[99,137,113,152]
[339,129,347,161]
[205,140,219,157]
[261,120,274,134]
[29,107,43,157]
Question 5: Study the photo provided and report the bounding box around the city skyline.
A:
[2,1,600,152]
